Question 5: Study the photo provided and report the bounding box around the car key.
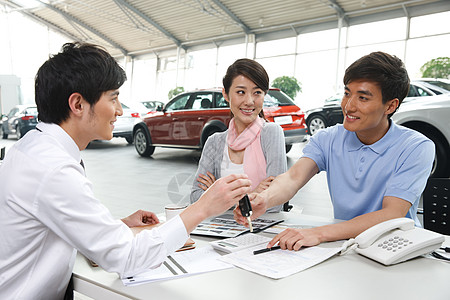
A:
[239,195,253,232]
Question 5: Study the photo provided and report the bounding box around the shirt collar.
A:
[346,120,396,155]
[36,122,81,163]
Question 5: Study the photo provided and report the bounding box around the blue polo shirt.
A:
[302,122,434,226]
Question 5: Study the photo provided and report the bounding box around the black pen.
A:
[253,245,281,255]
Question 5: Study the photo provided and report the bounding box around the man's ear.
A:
[68,93,86,117]
[385,98,399,115]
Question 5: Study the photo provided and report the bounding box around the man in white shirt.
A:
[0,42,251,300]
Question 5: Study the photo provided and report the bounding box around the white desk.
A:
[73,212,450,300]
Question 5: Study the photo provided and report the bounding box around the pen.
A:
[253,245,281,255]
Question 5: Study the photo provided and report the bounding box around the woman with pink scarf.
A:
[190,59,287,212]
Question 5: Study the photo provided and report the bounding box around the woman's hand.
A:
[252,176,275,193]
[197,171,216,191]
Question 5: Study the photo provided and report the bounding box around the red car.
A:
[133,88,307,156]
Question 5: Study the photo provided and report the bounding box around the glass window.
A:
[347,18,406,46]
[256,37,296,58]
[215,93,229,108]
[191,93,213,110]
[410,12,450,38]
[166,94,190,111]
[298,29,340,53]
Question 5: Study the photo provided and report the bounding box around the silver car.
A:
[392,94,450,178]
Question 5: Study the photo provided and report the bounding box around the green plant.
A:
[420,57,450,79]
[271,76,302,99]
[168,87,185,99]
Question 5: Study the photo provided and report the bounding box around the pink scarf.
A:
[227,117,267,191]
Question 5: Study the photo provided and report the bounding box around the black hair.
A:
[35,42,127,124]
[223,58,269,119]
[343,51,410,118]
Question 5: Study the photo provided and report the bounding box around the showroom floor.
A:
[0,135,333,219]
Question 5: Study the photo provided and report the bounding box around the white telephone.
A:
[346,218,444,265]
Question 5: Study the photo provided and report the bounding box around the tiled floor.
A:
[1,135,333,219]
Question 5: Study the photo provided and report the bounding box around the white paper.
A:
[122,245,233,286]
[219,244,342,279]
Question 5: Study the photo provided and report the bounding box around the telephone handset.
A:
[351,218,444,265]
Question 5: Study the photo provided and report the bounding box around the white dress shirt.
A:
[0,122,188,300]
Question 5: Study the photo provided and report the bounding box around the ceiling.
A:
[2,0,448,58]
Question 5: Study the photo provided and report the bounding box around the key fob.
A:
[239,195,252,217]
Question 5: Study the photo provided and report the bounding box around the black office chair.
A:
[422,178,450,235]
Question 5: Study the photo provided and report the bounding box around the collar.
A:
[346,120,397,155]
[36,122,82,163]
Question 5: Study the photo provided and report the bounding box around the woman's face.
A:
[223,75,264,134]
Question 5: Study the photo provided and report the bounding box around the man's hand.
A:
[233,193,268,226]
[180,174,251,233]
[121,210,159,228]
[197,171,216,191]
[267,227,322,251]
[252,176,275,193]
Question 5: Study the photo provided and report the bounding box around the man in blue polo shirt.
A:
[235,51,435,250]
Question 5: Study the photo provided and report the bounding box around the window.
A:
[191,93,213,110]
[166,94,190,111]
[215,93,229,108]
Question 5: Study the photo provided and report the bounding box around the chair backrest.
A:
[423,178,450,235]
[200,98,211,109]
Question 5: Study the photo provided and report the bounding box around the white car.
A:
[392,94,450,178]
[113,103,141,144]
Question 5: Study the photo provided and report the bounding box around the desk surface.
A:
[73,212,450,300]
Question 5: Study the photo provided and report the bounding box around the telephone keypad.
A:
[377,236,413,252]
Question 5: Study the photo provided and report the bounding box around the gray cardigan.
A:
[190,122,287,212]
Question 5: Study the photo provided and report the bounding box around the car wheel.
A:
[125,136,133,144]
[285,144,292,154]
[16,126,22,139]
[425,131,450,178]
[134,128,155,157]
[307,115,327,135]
[201,127,224,148]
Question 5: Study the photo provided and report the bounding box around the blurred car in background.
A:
[113,103,141,144]
[392,93,450,178]
[2,105,38,139]
[141,100,164,112]
[133,88,307,156]
[305,80,450,135]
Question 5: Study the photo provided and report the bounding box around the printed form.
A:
[122,246,233,286]
[220,244,343,279]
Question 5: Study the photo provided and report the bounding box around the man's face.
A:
[86,89,123,141]
[341,80,397,145]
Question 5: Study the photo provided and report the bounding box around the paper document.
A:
[122,246,233,286]
[220,244,342,279]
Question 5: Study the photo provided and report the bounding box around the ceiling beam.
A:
[113,0,183,49]
[36,0,128,56]
[1,0,81,42]
[326,0,349,26]
[210,0,251,34]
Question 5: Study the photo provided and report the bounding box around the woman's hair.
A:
[35,42,127,124]
[223,58,269,119]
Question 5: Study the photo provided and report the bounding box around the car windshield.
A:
[423,81,450,93]
[264,90,295,107]
[26,107,38,115]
